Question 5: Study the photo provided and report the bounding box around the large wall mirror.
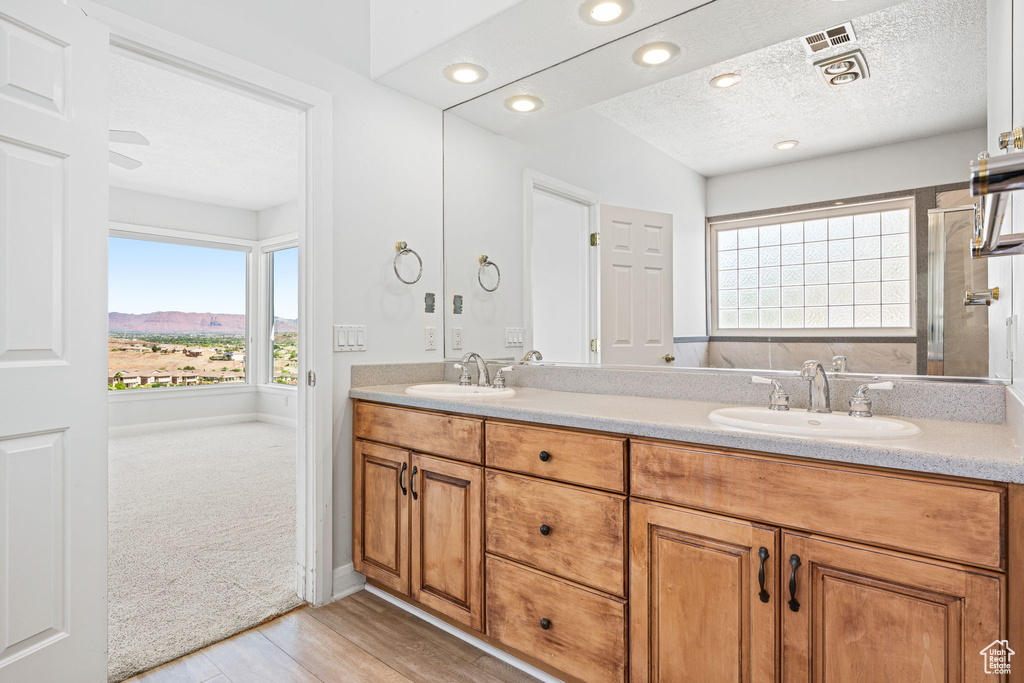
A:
[443,0,1012,380]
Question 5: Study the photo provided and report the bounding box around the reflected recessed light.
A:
[774,140,799,150]
[710,72,742,88]
[505,95,544,113]
[633,42,680,67]
[443,63,488,84]
[579,0,633,25]
[830,72,860,85]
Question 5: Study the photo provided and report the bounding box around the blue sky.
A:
[108,238,298,319]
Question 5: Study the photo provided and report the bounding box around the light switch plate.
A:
[335,325,367,352]
[505,327,524,348]
[451,327,463,350]
[424,326,437,351]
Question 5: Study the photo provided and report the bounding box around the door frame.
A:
[522,170,601,362]
[82,2,335,606]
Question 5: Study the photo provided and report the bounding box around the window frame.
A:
[707,197,918,338]
[107,221,255,397]
[259,236,299,390]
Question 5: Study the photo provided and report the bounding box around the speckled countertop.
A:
[350,384,1024,484]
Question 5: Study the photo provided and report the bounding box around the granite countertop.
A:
[350,384,1024,484]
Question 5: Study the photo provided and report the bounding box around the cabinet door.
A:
[630,501,779,682]
[353,440,410,594]
[782,532,1003,683]
[410,453,484,631]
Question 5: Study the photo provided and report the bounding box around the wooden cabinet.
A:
[630,500,779,683]
[781,532,1002,683]
[410,453,484,631]
[352,440,409,594]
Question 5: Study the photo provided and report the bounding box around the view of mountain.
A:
[109,311,297,334]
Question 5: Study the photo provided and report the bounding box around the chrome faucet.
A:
[801,360,831,413]
[831,355,848,373]
[521,349,543,362]
[458,352,491,387]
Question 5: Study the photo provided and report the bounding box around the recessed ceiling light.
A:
[633,42,680,67]
[710,73,742,88]
[579,0,633,25]
[443,63,487,84]
[504,95,544,113]
[830,72,860,85]
[774,140,799,150]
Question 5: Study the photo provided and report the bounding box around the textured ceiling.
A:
[591,0,987,176]
[376,0,708,110]
[108,52,301,211]
[448,0,906,136]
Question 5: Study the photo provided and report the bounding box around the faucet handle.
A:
[753,375,789,411]
[849,381,894,417]
[857,381,894,392]
[492,366,514,389]
[752,375,773,385]
[454,363,473,387]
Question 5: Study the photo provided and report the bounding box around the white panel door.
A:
[599,204,674,365]
[0,2,109,681]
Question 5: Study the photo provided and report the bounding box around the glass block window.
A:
[711,199,914,333]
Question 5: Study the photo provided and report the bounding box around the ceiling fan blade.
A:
[109,150,142,170]
[109,130,150,146]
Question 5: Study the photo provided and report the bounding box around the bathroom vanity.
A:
[351,392,1021,682]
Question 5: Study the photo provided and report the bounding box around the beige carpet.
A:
[108,421,303,682]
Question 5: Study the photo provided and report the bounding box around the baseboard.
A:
[331,563,365,602]
[108,413,262,436]
[256,413,297,428]
[363,585,563,683]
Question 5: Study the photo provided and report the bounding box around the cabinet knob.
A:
[539,618,551,630]
[539,524,551,536]
[539,450,551,462]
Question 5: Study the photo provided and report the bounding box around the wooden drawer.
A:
[485,421,626,492]
[485,471,626,596]
[486,556,626,683]
[631,440,1006,570]
[354,401,483,464]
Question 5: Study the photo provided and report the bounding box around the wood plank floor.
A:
[124,590,539,683]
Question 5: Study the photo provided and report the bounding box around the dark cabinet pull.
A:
[410,466,419,500]
[399,462,408,496]
[788,554,801,612]
[539,524,551,536]
[757,547,770,603]
[539,618,551,630]
[539,450,551,462]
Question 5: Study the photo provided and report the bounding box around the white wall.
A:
[258,201,299,240]
[444,107,707,356]
[706,128,987,216]
[110,186,259,240]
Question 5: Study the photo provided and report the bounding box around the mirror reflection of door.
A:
[599,204,674,366]
[529,189,595,363]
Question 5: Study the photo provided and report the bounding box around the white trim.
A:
[522,170,601,363]
[108,384,256,402]
[258,383,299,396]
[107,412,262,437]
[109,221,255,250]
[86,2,334,607]
[256,413,298,429]
[364,585,564,683]
[331,564,366,602]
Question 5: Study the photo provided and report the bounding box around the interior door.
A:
[410,453,483,631]
[599,204,674,365]
[352,440,410,594]
[782,532,1003,683]
[0,2,109,682]
[630,501,779,682]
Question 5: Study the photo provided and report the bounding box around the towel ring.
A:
[478,255,501,292]
[393,241,422,285]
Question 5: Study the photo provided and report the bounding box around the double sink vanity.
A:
[351,360,1023,682]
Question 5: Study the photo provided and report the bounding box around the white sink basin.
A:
[405,383,516,400]
[708,406,921,439]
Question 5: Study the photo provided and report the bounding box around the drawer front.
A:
[485,421,626,492]
[486,556,627,683]
[632,440,1005,569]
[354,401,483,464]
[485,471,626,596]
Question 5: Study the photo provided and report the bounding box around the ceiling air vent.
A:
[801,22,857,54]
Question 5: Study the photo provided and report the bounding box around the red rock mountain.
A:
[109,311,297,333]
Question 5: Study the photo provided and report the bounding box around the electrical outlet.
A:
[424,326,437,351]
[451,327,463,350]
[334,325,367,352]
[505,327,524,348]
